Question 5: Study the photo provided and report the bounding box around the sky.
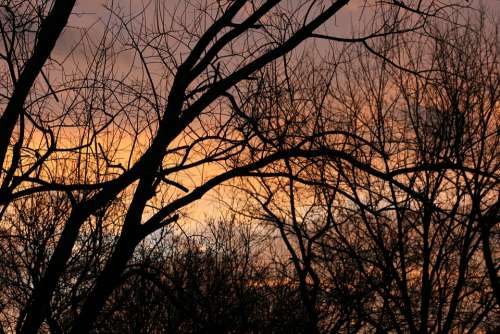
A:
[46,0,500,223]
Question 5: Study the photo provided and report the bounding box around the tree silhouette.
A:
[1,1,497,333]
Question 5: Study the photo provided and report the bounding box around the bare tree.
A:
[240,7,499,334]
[98,217,284,333]
[0,0,482,333]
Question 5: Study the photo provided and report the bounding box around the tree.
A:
[0,0,482,333]
[241,8,499,333]
[95,217,276,333]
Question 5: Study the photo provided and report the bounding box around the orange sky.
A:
[22,0,500,224]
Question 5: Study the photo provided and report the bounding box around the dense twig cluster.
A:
[0,1,498,333]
